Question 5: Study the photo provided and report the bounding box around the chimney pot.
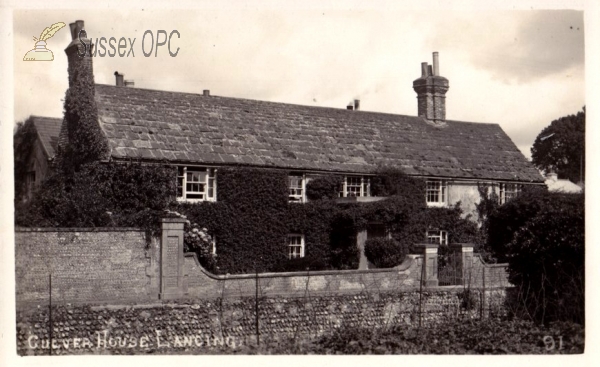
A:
[346,104,353,110]
[428,65,433,77]
[433,52,440,76]
[421,62,429,77]
[354,99,360,111]
[69,20,85,41]
[203,90,210,96]
[114,71,124,87]
[124,80,135,87]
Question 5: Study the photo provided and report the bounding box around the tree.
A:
[531,107,585,184]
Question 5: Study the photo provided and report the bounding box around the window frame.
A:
[426,230,448,245]
[426,179,447,207]
[288,173,307,203]
[176,166,217,202]
[499,183,521,205]
[287,234,305,259]
[339,175,371,198]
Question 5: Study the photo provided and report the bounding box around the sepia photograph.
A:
[1,1,596,365]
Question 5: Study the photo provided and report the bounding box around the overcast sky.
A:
[13,6,584,159]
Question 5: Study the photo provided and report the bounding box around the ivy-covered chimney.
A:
[412,52,449,125]
[56,20,108,170]
[65,20,94,88]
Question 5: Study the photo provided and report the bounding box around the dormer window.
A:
[176,166,217,202]
[339,176,370,198]
[426,180,447,206]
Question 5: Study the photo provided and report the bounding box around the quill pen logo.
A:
[23,22,66,61]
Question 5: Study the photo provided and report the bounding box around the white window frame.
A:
[339,176,371,198]
[287,234,305,259]
[426,179,447,206]
[499,183,521,205]
[288,173,307,203]
[176,166,217,202]
[426,230,448,245]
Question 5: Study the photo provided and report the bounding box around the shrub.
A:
[305,175,343,200]
[15,160,176,231]
[488,189,574,262]
[505,193,584,324]
[184,221,217,273]
[370,165,425,198]
[364,238,408,268]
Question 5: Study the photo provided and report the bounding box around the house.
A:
[14,116,62,201]
[57,20,543,259]
[545,172,583,193]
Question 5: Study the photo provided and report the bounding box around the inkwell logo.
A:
[23,22,66,61]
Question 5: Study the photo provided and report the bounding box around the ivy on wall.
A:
[55,57,109,173]
[15,160,176,232]
[13,117,38,201]
[17,161,483,274]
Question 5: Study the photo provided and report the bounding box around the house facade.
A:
[55,20,543,262]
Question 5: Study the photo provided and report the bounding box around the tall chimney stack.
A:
[65,20,94,88]
[412,52,449,125]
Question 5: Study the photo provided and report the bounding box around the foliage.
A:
[184,221,217,273]
[305,175,342,200]
[370,165,425,198]
[56,56,109,173]
[239,318,584,354]
[15,160,176,231]
[487,188,566,263]
[13,117,39,201]
[364,238,408,268]
[531,107,585,183]
[505,193,584,324]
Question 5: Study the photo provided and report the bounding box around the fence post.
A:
[415,243,439,287]
[48,273,52,356]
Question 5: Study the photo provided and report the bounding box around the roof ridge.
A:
[94,83,498,126]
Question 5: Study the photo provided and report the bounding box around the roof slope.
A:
[94,84,544,182]
[31,116,62,158]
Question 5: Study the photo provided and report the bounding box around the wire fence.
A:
[16,263,510,355]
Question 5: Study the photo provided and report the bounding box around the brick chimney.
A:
[413,52,449,125]
[65,20,94,88]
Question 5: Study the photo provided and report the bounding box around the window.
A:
[339,176,370,198]
[499,183,521,205]
[289,174,306,203]
[287,234,305,259]
[426,230,448,245]
[426,180,447,206]
[177,166,216,202]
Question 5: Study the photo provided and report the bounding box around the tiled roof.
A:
[94,84,544,182]
[31,116,62,158]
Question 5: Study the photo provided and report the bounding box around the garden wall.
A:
[15,228,160,307]
[16,288,508,355]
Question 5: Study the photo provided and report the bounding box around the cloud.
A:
[428,10,584,84]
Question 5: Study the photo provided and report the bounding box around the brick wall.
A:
[15,228,160,307]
